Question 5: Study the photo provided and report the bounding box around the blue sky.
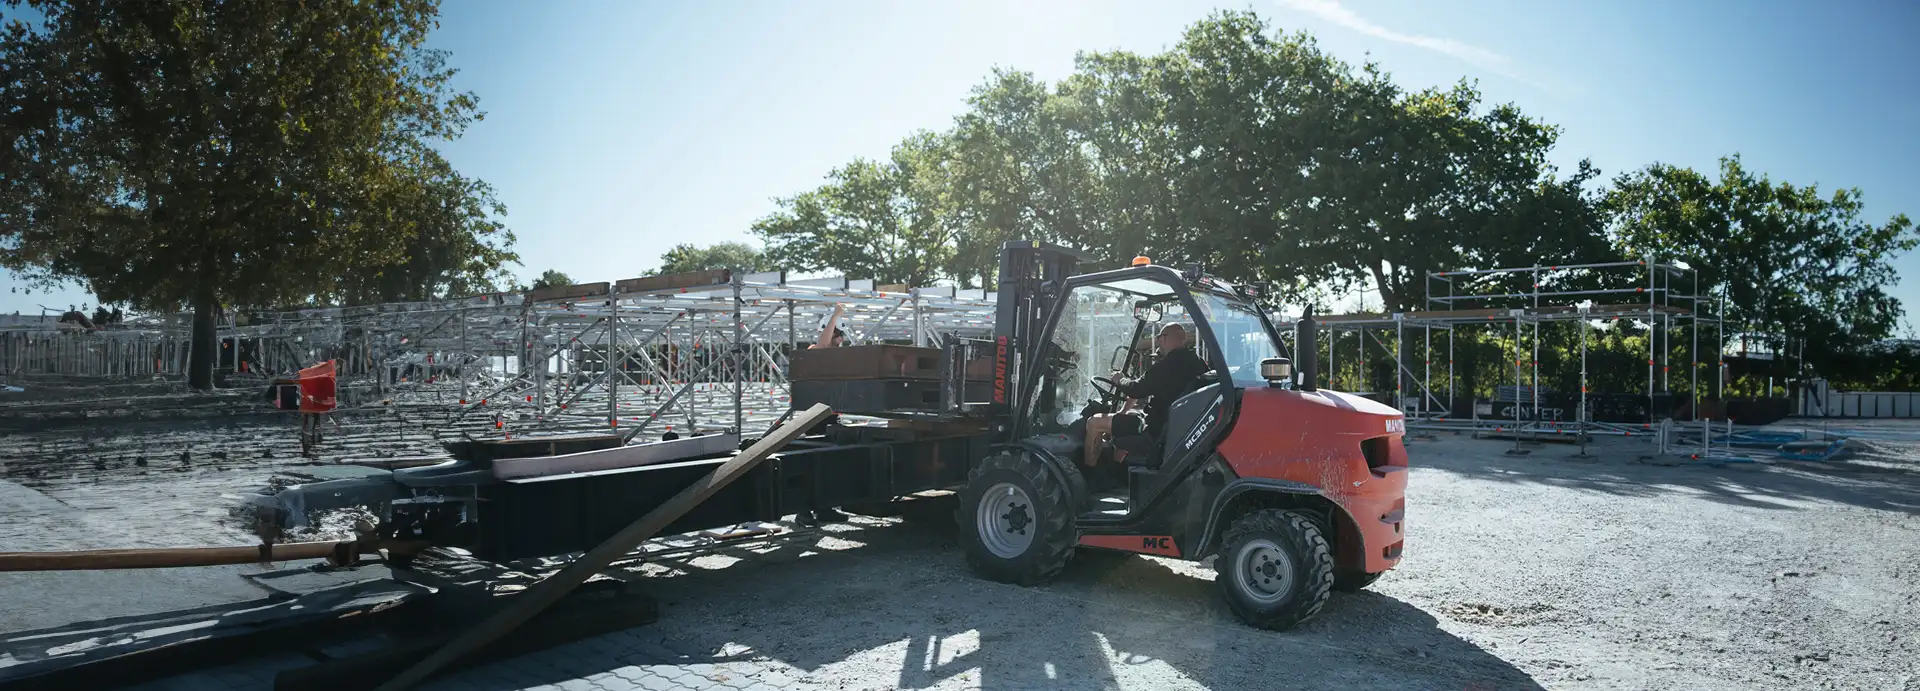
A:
[5,0,1916,327]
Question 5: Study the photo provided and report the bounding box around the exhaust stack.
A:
[1296,307,1318,392]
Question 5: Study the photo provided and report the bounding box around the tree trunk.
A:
[187,281,218,391]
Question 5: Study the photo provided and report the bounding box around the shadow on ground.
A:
[439,518,1542,691]
[1410,433,1920,516]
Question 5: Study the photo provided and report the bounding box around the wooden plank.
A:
[372,403,834,691]
[1316,303,1694,325]
[613,269,731,295]
[1315,312,1391,324]
[489,432,740,481]
[525,282,611,303]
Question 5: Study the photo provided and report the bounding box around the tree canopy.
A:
[0,0,513,388]
[749,9,1914,391]
[753,133,958,286]
[652,241,776,275]
[1608,155,1915,360]
[755,11,1609,305]
[528,269,573,291]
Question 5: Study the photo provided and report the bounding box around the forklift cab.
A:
[1016,262,1290,507]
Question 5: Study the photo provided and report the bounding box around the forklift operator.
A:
[1082,322,1210,468]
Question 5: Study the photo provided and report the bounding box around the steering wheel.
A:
[1090,376,1121,403]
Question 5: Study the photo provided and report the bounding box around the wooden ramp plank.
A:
[372,403,834,691]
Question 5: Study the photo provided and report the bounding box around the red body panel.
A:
[1217,388,1408,573]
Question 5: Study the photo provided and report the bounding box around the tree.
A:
[936,11,1607,306]
[0,0,513,389]
[1608,155,1916,372]
[753,132,958,286]
[652,241,774,275]
[529,269,573,291]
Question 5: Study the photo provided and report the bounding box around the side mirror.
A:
[1260,357,1293,387]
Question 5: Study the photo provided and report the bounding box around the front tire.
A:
[959,452,1077,585]
[1214,509,1335,630]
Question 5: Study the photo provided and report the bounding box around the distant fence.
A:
[1,329,191,379]
[1797,379,1920,418]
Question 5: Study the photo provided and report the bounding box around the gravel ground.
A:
[3,413,1917,690]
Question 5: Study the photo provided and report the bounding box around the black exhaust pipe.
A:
[1296,307,1318,392]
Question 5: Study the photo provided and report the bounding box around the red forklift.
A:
[259,242,1407,631]
[952,241,1408,629]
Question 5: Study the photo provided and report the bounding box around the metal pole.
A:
[912,291,925,347]
[534,312,546,417]
[1580,311,1589,456]
[1532,267,1540,436]
[1423,321,1431,418]
[732,277,744,434]
[1647,256,1656,428]
[608,295,620,428]
[1509,319,1523,455]
[1395,315,1404,413]
[1328,328,1336,391]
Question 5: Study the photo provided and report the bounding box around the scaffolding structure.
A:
[7,256,1737,453]
[1,269,1000,442]
[1294,258,1727,441]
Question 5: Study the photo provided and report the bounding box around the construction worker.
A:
[809,303,849,349]
[1083,322,1210,469]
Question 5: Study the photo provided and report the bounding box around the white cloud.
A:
[1274,0,1565,94]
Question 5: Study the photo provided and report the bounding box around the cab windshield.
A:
[1190,290,1283,388]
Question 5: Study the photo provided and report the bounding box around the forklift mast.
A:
[988,241,1090,436]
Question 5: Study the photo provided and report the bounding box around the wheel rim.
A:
[977,482,1036,559]
[1233,538,1295,604]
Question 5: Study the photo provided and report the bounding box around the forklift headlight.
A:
[1260,357,1293,386]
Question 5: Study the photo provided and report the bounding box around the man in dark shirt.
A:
[1082,322,1211,467]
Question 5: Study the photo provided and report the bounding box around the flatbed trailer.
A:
[465,421,988,562]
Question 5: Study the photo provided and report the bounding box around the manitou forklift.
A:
[953,241,1408,629]
[253,242,1406,631]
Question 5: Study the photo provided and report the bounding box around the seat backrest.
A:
[1160,382,1225,462]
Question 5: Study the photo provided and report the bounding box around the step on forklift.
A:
[956,242,1408,629]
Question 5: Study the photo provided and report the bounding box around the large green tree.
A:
[931,11,1607,305]
[0,0,513,389]
[1608,155,1916,368]
[652,241,775,275]
[753,132,958,286]
[528,269,572,291]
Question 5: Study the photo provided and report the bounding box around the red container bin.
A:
[297,361,338,414]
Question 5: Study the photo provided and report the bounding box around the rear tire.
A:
[1214,509,1335,630]
[959,451,1077,585]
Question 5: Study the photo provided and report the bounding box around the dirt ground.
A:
[2,412,1917,690]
